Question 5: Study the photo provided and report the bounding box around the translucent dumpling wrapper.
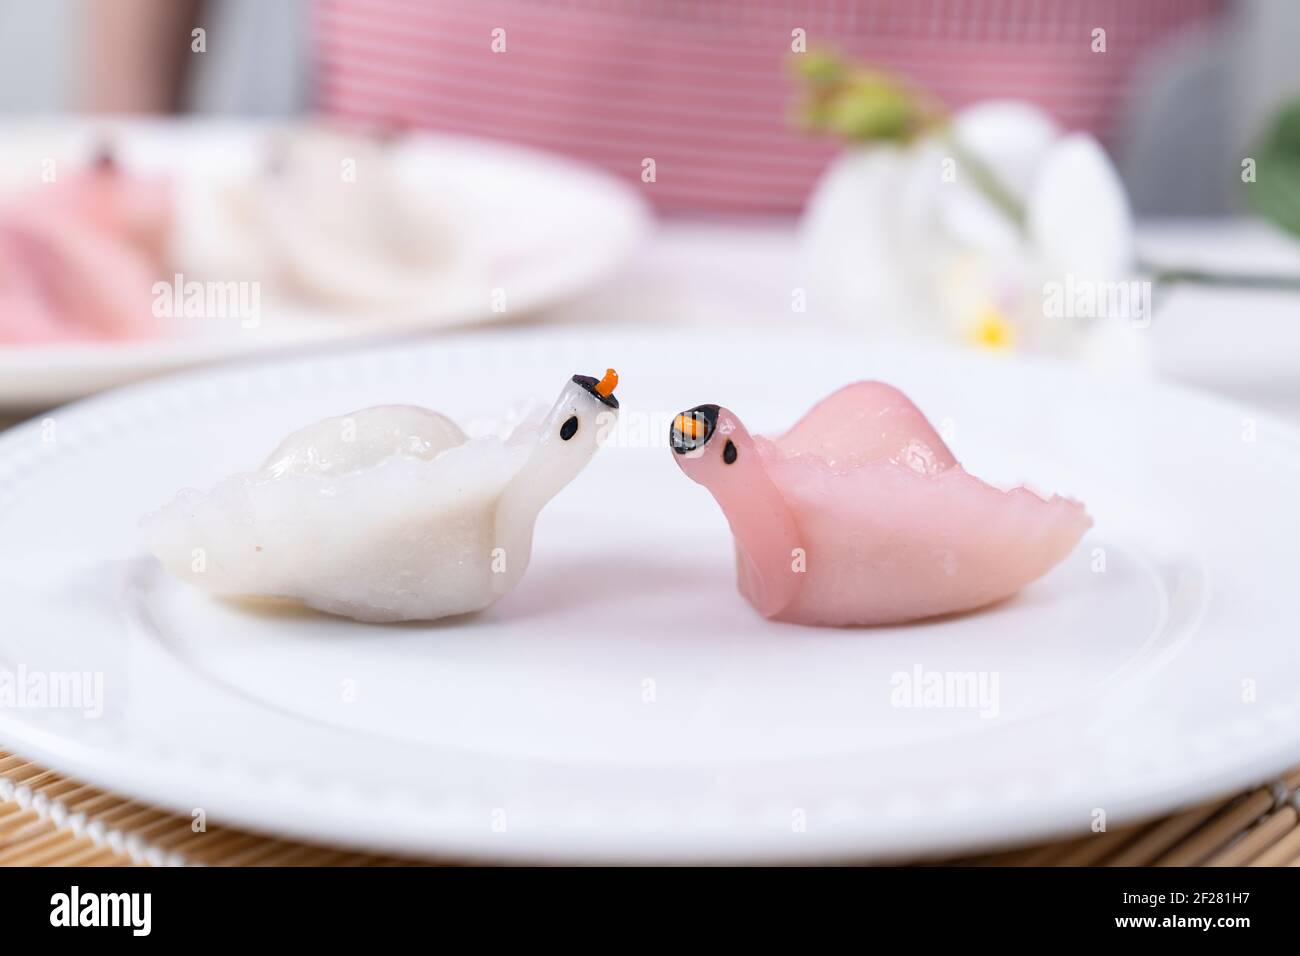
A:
[143,371,620,622]
[669,381,1091,626]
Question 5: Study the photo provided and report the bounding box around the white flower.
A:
[801,101,1147,370]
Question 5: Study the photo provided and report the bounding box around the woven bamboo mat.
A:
[3,750,1300,866]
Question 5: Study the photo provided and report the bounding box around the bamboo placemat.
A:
[2,750,1299,866]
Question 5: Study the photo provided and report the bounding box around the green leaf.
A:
[825,75,915,141]
[793,50,939,145]
[1246,98,1300,238]
[796,50,847,88]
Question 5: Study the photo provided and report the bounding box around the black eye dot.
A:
[723,439,737,464]
[560,415,579,441]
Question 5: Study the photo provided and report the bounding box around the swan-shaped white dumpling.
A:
[172,127,472,310]
[143,370,620,622]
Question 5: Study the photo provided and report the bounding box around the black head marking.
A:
[670,404,720,455]
[572,374,619,409]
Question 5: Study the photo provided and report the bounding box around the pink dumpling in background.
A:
[0,158,170,344]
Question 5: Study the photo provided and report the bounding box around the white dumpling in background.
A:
[143,371,620,622]
[170,127,481,311]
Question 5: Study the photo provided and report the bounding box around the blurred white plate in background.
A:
[0,329,1297,862]
[1141,218,1300,419]
[0,120,649,407]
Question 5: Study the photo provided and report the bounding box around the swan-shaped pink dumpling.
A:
[669,382,1092,626]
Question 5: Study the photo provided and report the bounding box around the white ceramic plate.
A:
[0,120,649,407]
[1,329,1298,863]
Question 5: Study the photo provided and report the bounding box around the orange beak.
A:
[673,413,703,440]
[594,368,618,398]
[670,404,720,454]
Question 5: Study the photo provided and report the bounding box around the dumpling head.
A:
[514,369,620,498]
[551,368,618,449]
[668,402,805,617]
[669,403,751,488]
